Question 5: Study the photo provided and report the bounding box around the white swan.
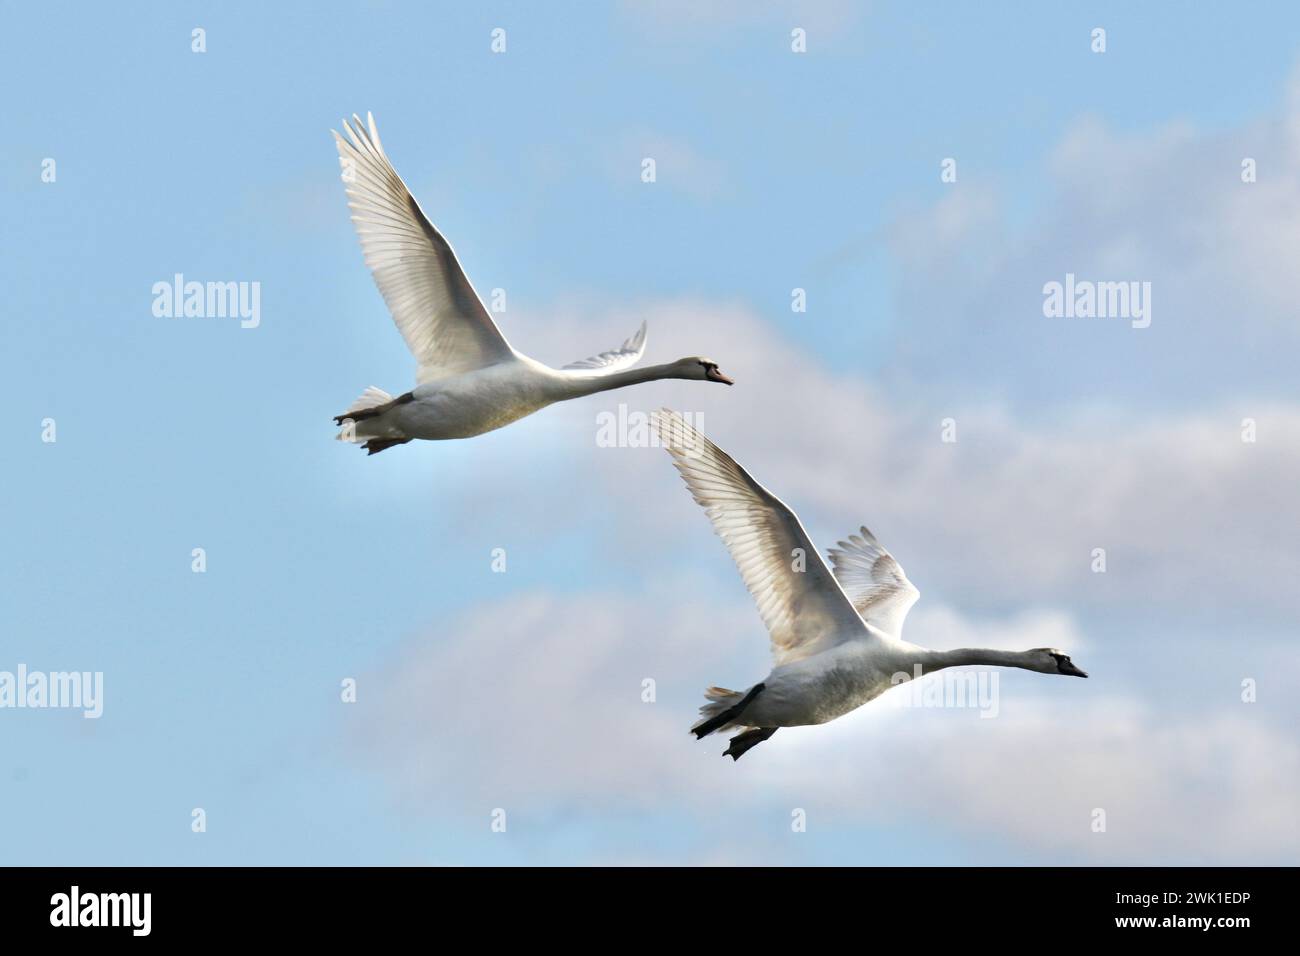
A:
[330,114,734,454]
[653,409,1088,761]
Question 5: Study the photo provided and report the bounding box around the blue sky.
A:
[4,1,1299,865]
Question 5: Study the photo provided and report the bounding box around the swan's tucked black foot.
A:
[363,438,411,455]
[693,682,766,739]
[724,727,778,761]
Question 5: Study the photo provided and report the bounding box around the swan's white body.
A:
[330,114,731,452]
[738,642,921,728]
[653,410,1087,759]
[350,352,720,442]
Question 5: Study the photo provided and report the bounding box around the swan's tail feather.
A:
[333,387,414,425]
[691,686,743,737]
[334,386,394,425]
[334,388,415,449]
[723,727,778,761]
[691,683,765,739]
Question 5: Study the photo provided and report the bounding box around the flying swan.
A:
[653,409,1088,761]
[330,113,734,454]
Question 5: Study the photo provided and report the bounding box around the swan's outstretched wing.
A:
[562,321,647,374]
[653,410,874,666]
[333,113,516,383]
[827,527,920,637]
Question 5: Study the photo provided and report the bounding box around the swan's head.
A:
[679,357,734,385]
[1031,648,1088,678]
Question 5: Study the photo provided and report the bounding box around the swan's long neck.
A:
[560,363,690,397]
[916,647,1043,675]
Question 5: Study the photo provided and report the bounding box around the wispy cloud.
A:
[881,66,1300,409]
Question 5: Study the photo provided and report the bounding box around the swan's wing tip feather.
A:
[827,526,919,636]
[561,320,650,373]
[328,110,514,377]
[653,412,867,664]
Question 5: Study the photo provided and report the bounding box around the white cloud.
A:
[795,695,1300,863]
[503,300,1300,627]
[351,588,1299,863]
